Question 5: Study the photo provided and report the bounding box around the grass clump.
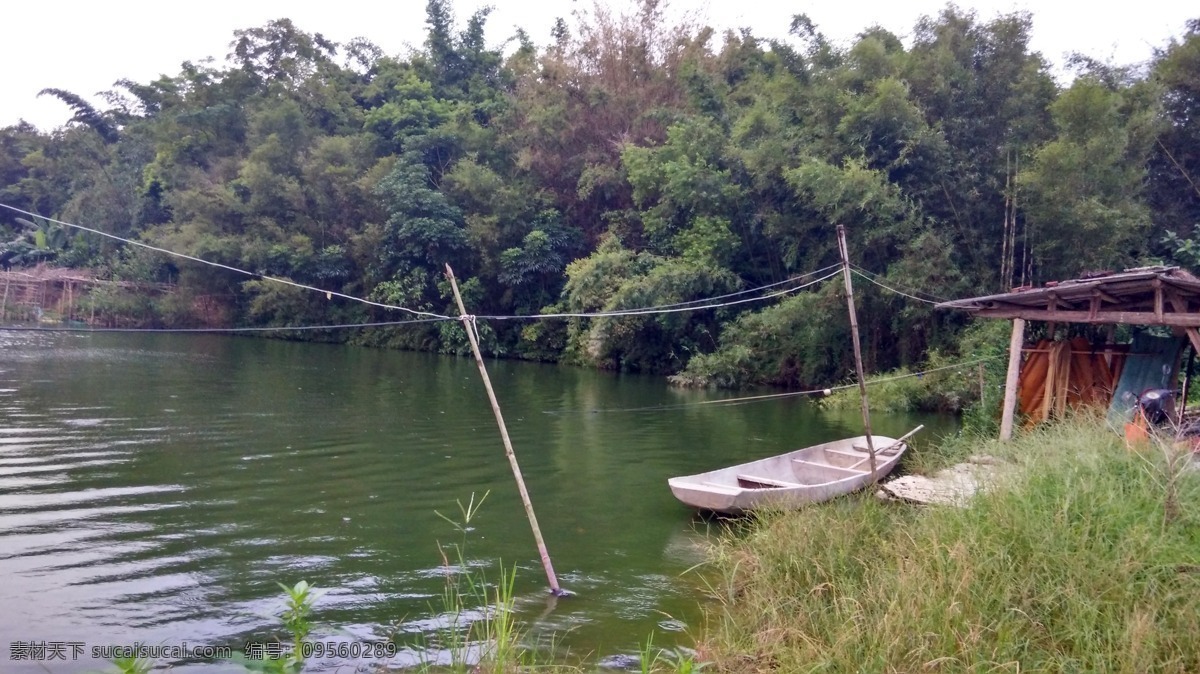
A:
[698,418,1200,673]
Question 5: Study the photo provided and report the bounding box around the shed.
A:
[936,266,1200,438]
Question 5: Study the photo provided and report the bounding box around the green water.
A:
[0,331,955,671]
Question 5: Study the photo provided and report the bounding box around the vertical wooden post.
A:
[835,225,877,479]
[1,274,9,321]
[1000,318,1026,440]
[444,264,566,596]
[978,363,986,412]
[1179,344,1195,420]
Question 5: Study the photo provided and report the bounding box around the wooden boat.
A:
[667,434,908,514]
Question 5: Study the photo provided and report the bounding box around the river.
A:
[0,331,954,672]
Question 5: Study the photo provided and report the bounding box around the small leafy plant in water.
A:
[277,580,320,653]
[232,580,325,673]
[108,655,153,674]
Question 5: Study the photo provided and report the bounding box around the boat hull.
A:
[667,435,905,514]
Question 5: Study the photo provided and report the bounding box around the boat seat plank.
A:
[792,458,866,476]
[824,448,867,459]
[850,456,885,470]
[853,443,903,455]
[736,474,803,488]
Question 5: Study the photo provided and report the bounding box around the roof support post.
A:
[1000,318,1026,440]
[1185,327,1200,356]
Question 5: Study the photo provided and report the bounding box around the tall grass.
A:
[698,418,1200,672]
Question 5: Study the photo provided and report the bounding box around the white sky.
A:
[1,0,1194,131]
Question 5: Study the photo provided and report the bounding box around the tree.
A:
[375,153,469,273]
[622,117,744,263]
[229,18,337,90]
[37,88,120,143]
[560,236,738,373]
[1148,19,1200,253]
[902,8,1056,288]
[504,0,706,239]
[1019,78,1158,280]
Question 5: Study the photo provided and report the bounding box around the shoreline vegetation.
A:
[697,415,1200,673]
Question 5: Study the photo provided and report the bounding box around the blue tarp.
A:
[1106,333,1185,427]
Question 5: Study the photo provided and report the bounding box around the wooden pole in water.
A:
[999,318,1026,440]
[835,225,877,480]
[444,264,566,596]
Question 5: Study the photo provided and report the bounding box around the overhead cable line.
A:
[602,264,842,312]
[0,203,454,320]
[850,267,945,305]
[566,355,1002,414]
[478,269,841,321]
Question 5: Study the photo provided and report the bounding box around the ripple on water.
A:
[0,457,131,477]
[0,475,59,490]
[62,417,131,427]
[0,426,59,434]
[0,484,185,513]
[0,502,185,533]
[0,436,69,447]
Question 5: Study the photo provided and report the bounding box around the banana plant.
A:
[0,216,72,268]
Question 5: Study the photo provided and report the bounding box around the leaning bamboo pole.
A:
[836,225,877,480]
[444,264,566,596]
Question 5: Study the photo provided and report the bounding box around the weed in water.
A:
[638,632,663,674]
[420,491,531,673]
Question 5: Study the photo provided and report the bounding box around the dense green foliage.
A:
[3,4,1199,387]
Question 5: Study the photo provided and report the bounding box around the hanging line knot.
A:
[460,314,482,343]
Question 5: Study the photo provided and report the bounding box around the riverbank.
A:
[696,417,1200,672]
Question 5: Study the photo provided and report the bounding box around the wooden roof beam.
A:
[974,308,1200,326]
[1044,291,1084,312]
[981,299,1041,312]
[1091,286,1122,304]
[1166,289,1191,315]
[1158,275,1200,296]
